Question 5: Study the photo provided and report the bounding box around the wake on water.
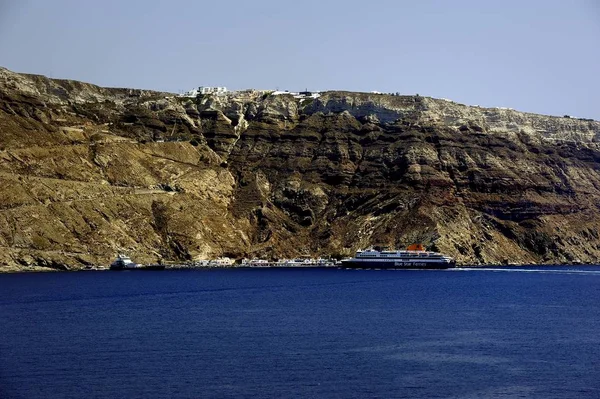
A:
[453,267,600,275]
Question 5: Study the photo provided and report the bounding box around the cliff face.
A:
[1,67,600,271]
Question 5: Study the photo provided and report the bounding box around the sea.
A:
[1,266,599,399]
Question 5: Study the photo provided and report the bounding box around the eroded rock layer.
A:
[1,67,599,271]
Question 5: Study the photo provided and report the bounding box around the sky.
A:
[0,0,599,119]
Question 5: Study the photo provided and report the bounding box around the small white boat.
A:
[110,254,139,270]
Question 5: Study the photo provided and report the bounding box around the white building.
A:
[272,90,299,96]
[199,86,228,95]
[209,257,235,267]
[179,86,228,97]
[181,89,199,97]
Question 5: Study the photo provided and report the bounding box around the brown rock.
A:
[1,66,600,270]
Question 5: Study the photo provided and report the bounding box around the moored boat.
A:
[109,254,165,270]
[341,244,455,269]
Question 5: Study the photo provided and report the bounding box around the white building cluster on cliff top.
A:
[271,89,321,99]
[199,86,227,95]
[179,86,320,99]
[181,86,228,97]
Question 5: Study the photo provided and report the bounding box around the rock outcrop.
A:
[1,67,600,271]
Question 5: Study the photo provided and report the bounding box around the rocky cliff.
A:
[1,67,600,271]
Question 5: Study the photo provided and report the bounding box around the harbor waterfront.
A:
[1,266,599,398]
[99,245,458,271]
[90,249,596,271]
[88,245,460,271]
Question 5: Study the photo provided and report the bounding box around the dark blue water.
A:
[1,267,599,399]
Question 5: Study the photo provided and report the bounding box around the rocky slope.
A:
[1,67,600,271]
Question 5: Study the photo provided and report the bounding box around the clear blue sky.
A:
[1,0,599,119]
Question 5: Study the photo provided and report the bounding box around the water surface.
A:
[1,267,599,398]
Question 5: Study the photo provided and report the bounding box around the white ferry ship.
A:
[341,244,455,269]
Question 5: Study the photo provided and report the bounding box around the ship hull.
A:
[341,260,455,270]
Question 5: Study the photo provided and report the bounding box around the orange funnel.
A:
[407,244,425,251]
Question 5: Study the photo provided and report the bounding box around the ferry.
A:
[341,244,455,270]
[109,254,165,270]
